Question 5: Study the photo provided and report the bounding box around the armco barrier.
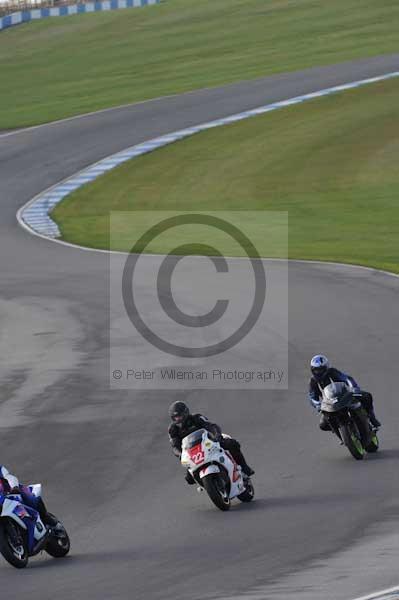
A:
[0,0,160,31]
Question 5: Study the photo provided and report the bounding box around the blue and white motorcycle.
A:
[0,484,70,568]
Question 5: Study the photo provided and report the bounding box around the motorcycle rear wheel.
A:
[202,474,230,511]
[340,423,365,460]
[353,410,375,451]
[238,479,255,503]
[366,432,379,453]
[0,520,29,569]
[45,515,70,558]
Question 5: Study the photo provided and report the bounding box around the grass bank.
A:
[53,77,399,273]
[1,0,399,128]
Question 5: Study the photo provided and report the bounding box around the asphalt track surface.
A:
[1,54,399,600]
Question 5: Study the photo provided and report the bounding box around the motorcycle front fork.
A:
[6,520,24,551]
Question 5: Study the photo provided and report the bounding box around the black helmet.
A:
[169,401,190,426]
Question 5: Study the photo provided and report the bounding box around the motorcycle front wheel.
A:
[202,474,230,511]
[0,519,29,569]
[339,423,365,460]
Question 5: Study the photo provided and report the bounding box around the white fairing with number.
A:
[33,516,47,541]
[0,495,47,541]
[1,498,27,529]
[181,429,246,499]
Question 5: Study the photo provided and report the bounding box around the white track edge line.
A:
[15,70,399,284]
[11,69,399,600]
[351,586,399,600]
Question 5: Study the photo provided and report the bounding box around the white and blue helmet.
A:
[310,355,330,379]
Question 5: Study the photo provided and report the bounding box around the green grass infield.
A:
[52,77,399,273]
[1,0,399,128]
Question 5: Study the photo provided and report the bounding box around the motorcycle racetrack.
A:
[1,47,399,600]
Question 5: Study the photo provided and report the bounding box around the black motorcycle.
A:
[320,382,379,460]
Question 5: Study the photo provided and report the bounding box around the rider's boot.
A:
[242,465,255,477]
[235,452,255,477]
[37,498,59,528]
[223,440,255,477]
[368,409,381,430]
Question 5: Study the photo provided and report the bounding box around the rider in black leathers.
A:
[308,355,381,431]
[168,401,254,483]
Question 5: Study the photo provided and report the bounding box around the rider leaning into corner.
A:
[0,465,61,529]
[168,401,255,484]
[308,355,381,431]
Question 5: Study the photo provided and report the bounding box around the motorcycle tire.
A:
[339,423,365,460]
[366,432,379,453]
[238,479,255,503]
[202,474,230,511]
[45,515,70,558]
[0,519,29,569]
[354,410,373,449]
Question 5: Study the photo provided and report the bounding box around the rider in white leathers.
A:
[0,465,58,527]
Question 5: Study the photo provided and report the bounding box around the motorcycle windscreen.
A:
[182,428,207,449]
[321,383,353,412]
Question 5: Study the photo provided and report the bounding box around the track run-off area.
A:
[1,55,399,600]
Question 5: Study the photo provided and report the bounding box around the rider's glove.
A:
[209,431,222,443]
